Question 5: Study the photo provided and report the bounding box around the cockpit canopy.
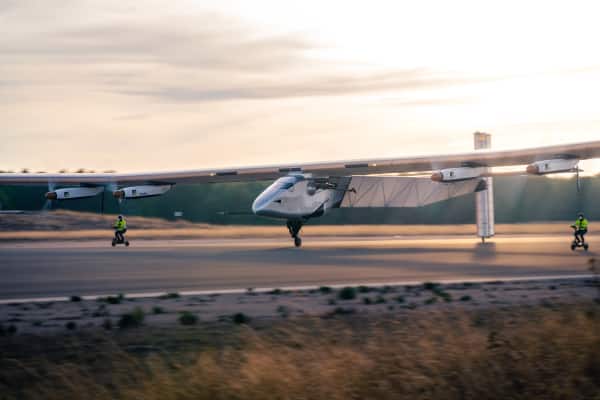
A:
[252,175,304,213]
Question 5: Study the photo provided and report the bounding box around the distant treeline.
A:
[0,176,596,225]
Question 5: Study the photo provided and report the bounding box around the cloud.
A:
[0,1,482,105]
[1,12,313,73]
[119,69,474,102]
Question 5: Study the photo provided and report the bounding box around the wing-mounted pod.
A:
[45,186,104,200]
[113,184,172,200]
[431,164,486,182]
[526,157,579,175]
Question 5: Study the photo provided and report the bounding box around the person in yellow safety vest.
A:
[571,212,589,245]
[113,215,127,242]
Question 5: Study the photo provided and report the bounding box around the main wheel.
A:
[294,236,302,247]
[584,243,589,251]
[125,241,130,247]
[112,239,116,247]
[571,243,576,251]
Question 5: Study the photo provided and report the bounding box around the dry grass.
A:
[0,210,576,240]
[1,304,599,400]
[0,210,204,231]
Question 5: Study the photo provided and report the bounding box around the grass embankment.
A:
[1,304,599,399]
[0,210,575,240]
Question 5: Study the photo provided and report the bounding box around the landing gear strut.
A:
[287,220,303,247]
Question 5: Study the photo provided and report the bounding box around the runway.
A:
[0,235,595,300]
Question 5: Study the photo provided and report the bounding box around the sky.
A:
[1,0,600,173]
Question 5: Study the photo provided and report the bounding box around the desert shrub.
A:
[460,295,472,302]
[152,306,164,315]
[424,297,438,305]
[92,306,109,318]
[99,294,124,304]
[319,286,332,294]
[375,296,387,304]
[102,319,112,330]
[159,292,180,300]
[395,296,405,303]
[363,297,372,305]
[118,307,145,329]
[70,295,82,302]
[65,321,77,330]
[378,286,393,294]
[179,312,198,326]
[331,307,355,316]
[1,324,18,336]
[338,287,357,300]
[435,290,452,302]
[232,312,250,324]
[358,286,371,293]
[277,305,290,318]
[423,282,440,291]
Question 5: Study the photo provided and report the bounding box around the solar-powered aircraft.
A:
[1,133,599,247]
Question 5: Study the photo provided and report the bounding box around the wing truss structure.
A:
[340,176,484,208]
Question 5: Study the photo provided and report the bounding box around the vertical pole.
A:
[474,132,495,242]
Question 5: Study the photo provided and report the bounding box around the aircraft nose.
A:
[251,197,265,215]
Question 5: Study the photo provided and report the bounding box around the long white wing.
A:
[1,140,599,186]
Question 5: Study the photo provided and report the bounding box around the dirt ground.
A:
[1,277,598,335]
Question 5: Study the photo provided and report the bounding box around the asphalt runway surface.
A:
[0,235,596,300]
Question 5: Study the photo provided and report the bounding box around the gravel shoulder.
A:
[2,277,598,335]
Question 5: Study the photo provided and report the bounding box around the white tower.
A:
[474,132,495,242]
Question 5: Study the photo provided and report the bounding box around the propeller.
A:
[576,166,582,193]
[42,182,56,212]
[99,189,105,214]
[102,183,122,214]
[117,195,127,214]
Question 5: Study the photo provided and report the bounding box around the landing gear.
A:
[287,220,304,247]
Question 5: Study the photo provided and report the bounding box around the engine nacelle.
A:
[526,159,579,175]
[45,187,104,200]
[113,185,172,199]
[431,167,485,182]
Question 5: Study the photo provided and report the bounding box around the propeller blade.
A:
[100,190,105,215]
[42,181,56,213]
[42,199,53,212]
[106,182,118,193]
